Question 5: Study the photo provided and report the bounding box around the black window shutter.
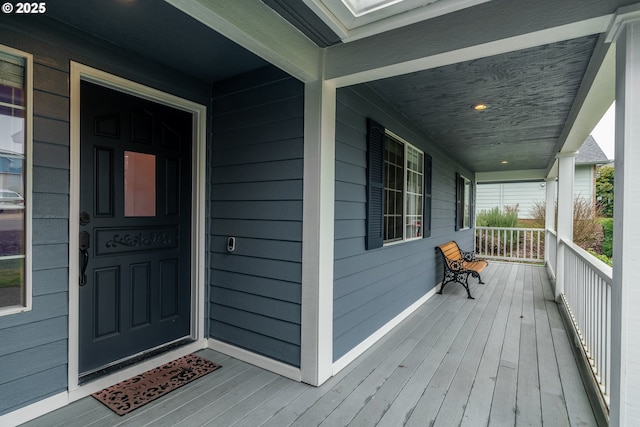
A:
[423,154,432,238]
[469,179,474,228]
[455,172,462,231]
[366,118,385,250]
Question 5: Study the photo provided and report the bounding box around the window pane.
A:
[0,209,25,256]
[0,50,27,311]
[0,258,24,308]
[124,151,156,217]
[383,136,404,243]
[383,134,425,243]
[464,178,471,228]
[405,145,424,240]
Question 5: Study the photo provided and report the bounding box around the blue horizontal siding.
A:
[212,119,304,153]
[211,219,302,241]
[211,159,304,184]
[210,320,300,367]
[0,365,67,415]
[0,316,68,358]
[213,271,301,304]
[209,67,304,367]
[0,340,66,385]
[333,86,475,361]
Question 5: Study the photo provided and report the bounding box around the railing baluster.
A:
[474,226,546,263]
[556,238,612,408]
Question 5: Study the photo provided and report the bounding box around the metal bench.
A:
[435,241,488,299]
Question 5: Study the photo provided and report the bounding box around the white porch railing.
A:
[560,238,612,403]
[546,229,557,279]
[475,226,544,263]
[476,226,611,406]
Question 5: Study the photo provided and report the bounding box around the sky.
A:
[591,102,615,160]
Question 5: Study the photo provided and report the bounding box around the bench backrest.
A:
[437,241,462,261]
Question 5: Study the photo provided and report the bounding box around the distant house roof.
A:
[576,135,609,165]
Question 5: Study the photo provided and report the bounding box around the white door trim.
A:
[68,62,208,393]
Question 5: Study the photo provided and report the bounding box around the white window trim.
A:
[0,44,33,317]
[383,130,424,246]
[459,174,472,231]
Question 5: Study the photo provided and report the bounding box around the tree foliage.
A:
[596,165,614,217]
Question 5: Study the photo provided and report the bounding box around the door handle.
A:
[79,230,90,286]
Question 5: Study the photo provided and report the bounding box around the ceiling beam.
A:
[165,0,321,83]
[323,0,625,87]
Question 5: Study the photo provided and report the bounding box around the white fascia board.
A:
[325,15,612,87]
[303,0,489,42]
[606,2,640,43]
[476,169,548,183]
[165,0,321,83]
[344,0,490,41]
[550,36,615,174]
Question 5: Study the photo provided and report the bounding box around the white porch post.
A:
[554,153,575,301]
[301,57,336,386]
[608,7,640,425]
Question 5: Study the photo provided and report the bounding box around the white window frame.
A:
[456,173,472,231]
[0,44,33,316]
[383,130,424,245]
[463,176,471,229]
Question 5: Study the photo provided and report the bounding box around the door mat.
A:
[92,354,221,416]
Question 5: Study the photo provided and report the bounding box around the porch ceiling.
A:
[45,0,627,177]
[363,36,599,173]
[263,0,627,177]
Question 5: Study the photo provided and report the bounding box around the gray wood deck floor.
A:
[24,262,598,426]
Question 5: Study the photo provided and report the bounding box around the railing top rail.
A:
[476,226,545,232]
[546,228,557,237]
[560,237,613,285]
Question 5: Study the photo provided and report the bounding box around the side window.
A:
[0,46,32,315]
[455,173,472,231]
[366,118,431,249]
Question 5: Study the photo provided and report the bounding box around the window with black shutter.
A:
[366,119,431,248]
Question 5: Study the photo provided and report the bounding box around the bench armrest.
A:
[460,250,477,262]
[446,258,466,271]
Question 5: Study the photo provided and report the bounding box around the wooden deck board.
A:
[346,309,456,427]
[516,266,543,426]
[460,263,517,427]
[22,262,599,427]
[488,263,525,426]
[377,292,487,426]
[404,264,503,426]
[432,264,508,427]
[533,265,571,426]
[551,325,598,426]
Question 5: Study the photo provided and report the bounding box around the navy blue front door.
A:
[79,81,192,375]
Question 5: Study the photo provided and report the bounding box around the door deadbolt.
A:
[80,211,90,226]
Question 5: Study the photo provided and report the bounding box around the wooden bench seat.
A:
[435,241,488,299]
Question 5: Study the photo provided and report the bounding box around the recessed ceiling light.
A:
[473,103,488,111]
[501,160,508,164]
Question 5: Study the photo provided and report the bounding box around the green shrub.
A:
[588,250,613,267]
[476,206,519,228]
[596,166,614,218]
[600,217,613,258]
